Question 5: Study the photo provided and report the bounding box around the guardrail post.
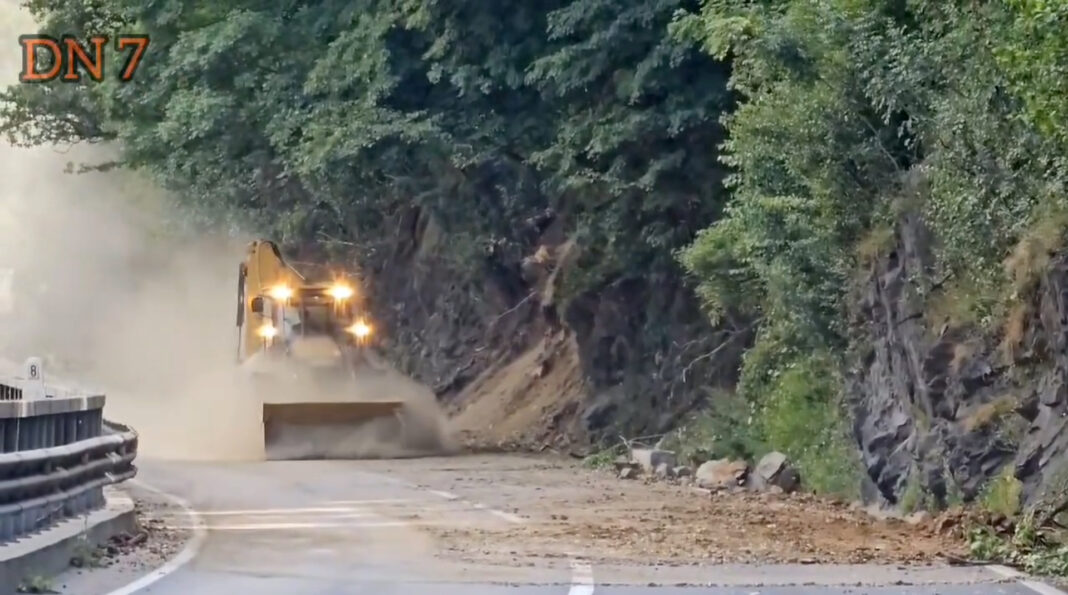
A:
[1,419,13,453]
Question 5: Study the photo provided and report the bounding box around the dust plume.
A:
[262,364,458,460]
[0,2,454,461]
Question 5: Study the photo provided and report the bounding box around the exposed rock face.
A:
[363,203,750,447]
[563,273,750,440]
[361,195,1068,507]
[849,213,1068,506]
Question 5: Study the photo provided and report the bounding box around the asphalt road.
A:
[48,458,1058,595]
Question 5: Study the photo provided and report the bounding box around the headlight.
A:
[329,284,354,300]
[269,285,292,301]
[257,323,278,339]
[347,320,372,338]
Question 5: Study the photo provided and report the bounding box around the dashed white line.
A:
[320,499,417,505]
[423,489,524,524]
[486,508,525,524]
[103,479,207,595]
[193,506,364,516]
[164,520,453,531]
[470,501,525,524]
[988,564,1068,595]
[568,557,595,595]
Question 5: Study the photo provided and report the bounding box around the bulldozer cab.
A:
[237,242,373,360]
[235,240,401,460]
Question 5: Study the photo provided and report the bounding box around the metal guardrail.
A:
[0,359,137,544]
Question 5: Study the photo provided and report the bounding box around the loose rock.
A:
[619,466,639,480]
[630,448,677,474]
[750,451,801,493]
[654,463,673,479]
[695,458,749,490]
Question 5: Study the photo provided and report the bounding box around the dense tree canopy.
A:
[1,0,731,287]
[674,0,1068,494]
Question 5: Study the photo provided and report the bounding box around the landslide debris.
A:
[363,454,969,568]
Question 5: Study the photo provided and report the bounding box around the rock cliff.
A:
[850,213,1068,507]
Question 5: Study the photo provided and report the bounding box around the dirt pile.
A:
[448,330,586,452]
[359,454,966,568]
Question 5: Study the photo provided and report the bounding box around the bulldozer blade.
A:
[262,401,406,461]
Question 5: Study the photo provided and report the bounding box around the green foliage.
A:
[671,0,1068,499]
[970,464,1068,577]
[582,443,626,470]
[995,0,1068,150]
[980,466,1024,519]
[69,536,107,569]
[658,389,765,465]
[755,352,862,498]
[1,0,733,295]
[16,575,56,594]
[969,512,1068,577]
[899,470,925,515]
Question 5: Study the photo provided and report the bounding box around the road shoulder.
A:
[53,484,193,595]
[0,487,134,595]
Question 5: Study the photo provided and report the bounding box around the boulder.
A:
[695,459,749,490]
[630,448,677,474]
[654,463,673,479]
[673,466,693,478]
[618,466,639,480]
[750,451,801,493]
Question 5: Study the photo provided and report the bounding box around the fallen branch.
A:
[619,433,666,450]
[1036,496,1068,530]
[491,291,537,324]
[681,318,761,382]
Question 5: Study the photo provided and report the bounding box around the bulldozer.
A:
[236,239,416,460]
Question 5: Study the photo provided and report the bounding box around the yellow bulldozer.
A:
[235,239,442,460]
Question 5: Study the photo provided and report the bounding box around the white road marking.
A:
[194,506,366,516]
[470,501,525,524]
[103,479,207,595]
[166,520,453,531]
[988,564,1068,595]
[422,489,524,523]
[319,499,416,505]
[318,493,525,523]
[487,509,526,524]
[569,557,595,595]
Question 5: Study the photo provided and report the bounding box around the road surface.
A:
[50,455,1055,595]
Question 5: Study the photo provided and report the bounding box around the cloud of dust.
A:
[0,2,455,462]
[262,365,458,460]
[0,3,262,457]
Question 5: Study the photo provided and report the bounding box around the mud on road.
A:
[352,454,965,568]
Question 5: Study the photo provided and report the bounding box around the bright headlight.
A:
[257,323,278,339]
[347,320,372,338]
[268,285,292,301]
[329,284,354,300]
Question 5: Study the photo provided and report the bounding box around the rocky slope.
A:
[850,213,1068,507]
[362,204,748,452]
[366,201,1068,512]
